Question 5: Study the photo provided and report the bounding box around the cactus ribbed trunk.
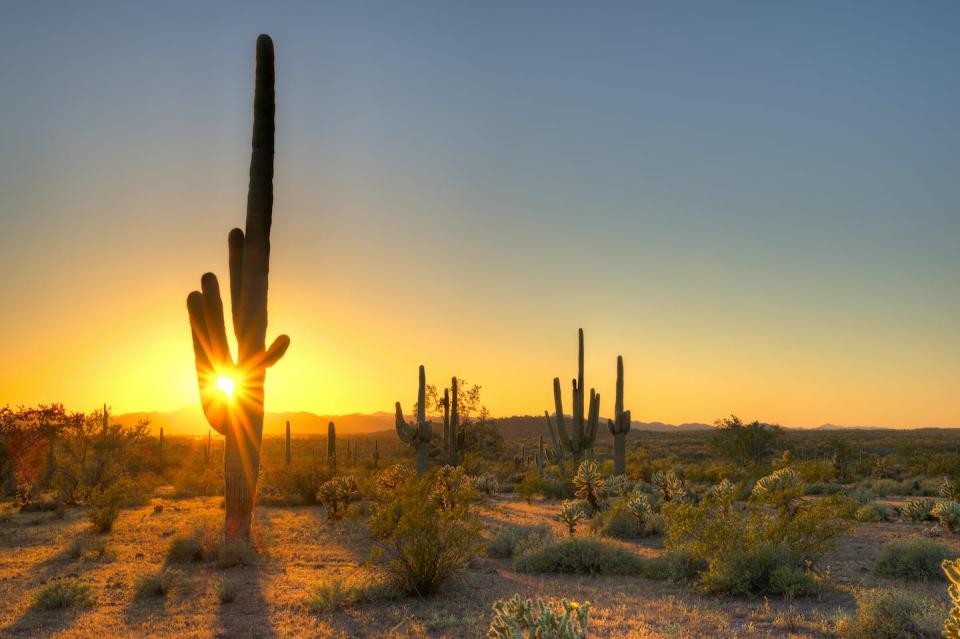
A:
[285,421,291,466]
[224,427,257,538]
[607,355,631,476]
[448,377,459,466]
[395,365,433,475]
[327,422,336,472]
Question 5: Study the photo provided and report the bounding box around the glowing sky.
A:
[1,2,958,428]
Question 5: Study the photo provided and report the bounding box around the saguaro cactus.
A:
[607,355,631,476]
[327,422,336,471]
[395,365,433,475]
[285,420,291,466]
[448,377,459,466]
[546,329,600,463]
[187,35,290,541]
[442,387,450,453]
[536,435,545,476]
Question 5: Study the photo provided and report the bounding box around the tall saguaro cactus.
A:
[546,329,600,463]
[607,355,632,476]
[285,420,291,466]
[395,365,433,475]
[327,422,336,471]
[186,35,290,541]
[448,377,459,466]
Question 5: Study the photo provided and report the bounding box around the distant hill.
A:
[112,407,712,438]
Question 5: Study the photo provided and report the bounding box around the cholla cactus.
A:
[544,329,600,463]
[606,474,630,498]
[943,559,960,638]
[626,492,653,525]
[902,498,937,522]
[558,500,585,536]
[706,478,736,500]
[488,594,590,639]
[752,467,802,515]
[652,470,690,504]
[473,473,500,497]
[433,465,471,510]
[942,478,960,501]
[933,501,960,532]
[572,460,607,516]
[317,475,359,520]
[376,463,413,494]
[394,365,433,475]
[606,355,631,476]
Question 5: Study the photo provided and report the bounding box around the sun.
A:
[216,375,236,399]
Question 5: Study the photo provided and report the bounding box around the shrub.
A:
[88,480,130,533]
[488,595,590,639]
[215,540,259,569]
[857,502,897,522]
[514,474,546,503]
[133,568,181,599]
[572,461,606,515]
[597,499,662,539]
[32,578,94,610]
[836,588,939,639]
[281,461,327,505]
[472,473,499,497]
[902,498,936,522]
[932,500,960,532]
[317,475,359,520]
[513,536,651,576]
[369,469,482,596]
[166,520,220,563]
[305,576,355,613]
[215,575,237,604]
[486,524,553,559]
[661,472,855,596]
[875,540,952,581]
[558,500,585,536]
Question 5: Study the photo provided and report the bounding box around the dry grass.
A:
[0,494,954,638]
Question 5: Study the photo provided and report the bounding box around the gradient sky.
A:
[1,2,958,428]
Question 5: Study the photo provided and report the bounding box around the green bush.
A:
[836,588,940,639]
[874,540,953,581]
[488,595,590,639]
[856,502,898,522]
[512,536,651,576]
[369,468,482,596]
[88,481,129,533]
[32,578,94,610]
[661,471,855,596]
[486,524,553,559]
[596,500,662,539]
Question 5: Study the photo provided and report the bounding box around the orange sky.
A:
[2,6,959,429]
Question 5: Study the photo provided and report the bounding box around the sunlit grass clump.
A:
[32,578,94,611]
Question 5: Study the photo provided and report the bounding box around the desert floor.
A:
[0,495,954,638]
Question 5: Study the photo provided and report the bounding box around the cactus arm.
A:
[552,377,573,452]
[395,402,413,444]
[615,355,623,417]
[585,389,600,449]
[417,365,426,425]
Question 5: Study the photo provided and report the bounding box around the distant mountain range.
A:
[111,406,950,437]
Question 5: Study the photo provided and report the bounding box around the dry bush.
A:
[133,568,181,600]
[32,577,94,610]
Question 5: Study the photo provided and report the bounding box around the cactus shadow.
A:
[214,565,277,639]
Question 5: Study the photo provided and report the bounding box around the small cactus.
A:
[606,355,631,476]
[395,365,433,475]
[933,501,960,532]
[626,492,653,525]
[558,500,585,536]
[317,475,359,520]
[943,558,960,638]
[488,594,590,639]
[572,460,607,516]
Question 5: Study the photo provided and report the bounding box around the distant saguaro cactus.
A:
[607,355,632,476]
[372,439,380,468]
[186,35,290,541]
[448,377,459,466]
[327,422,336,472]
[285,420,291,466]
[545,329,600,463]
[395,365,433,475]
[536,435,545,476]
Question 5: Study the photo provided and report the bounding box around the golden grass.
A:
[0,494,953,638]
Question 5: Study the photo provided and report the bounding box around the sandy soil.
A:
[0,495,953,638]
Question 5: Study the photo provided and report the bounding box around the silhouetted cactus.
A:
[327,422,336,472]
[285,421,291,466]
[186,35,290,540]
[448,377,459,466]
[395,365,433,475]
[546,329,599,463]
[372,439,380,468]
[536,436,545,476]
[607,355,631,476]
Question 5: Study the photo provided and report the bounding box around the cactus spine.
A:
[327,422,336,471]
[285,420,291,466]
[186,35,290,540]
[395,365,433,475]
[548,329,600,463]
[607,355,632,476]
